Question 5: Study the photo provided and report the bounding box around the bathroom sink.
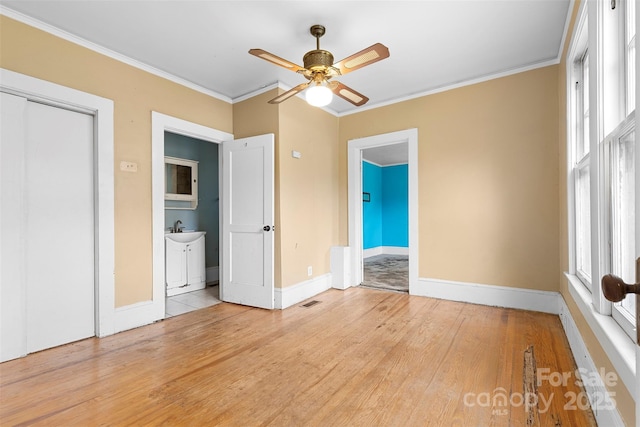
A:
[165,231,206,243]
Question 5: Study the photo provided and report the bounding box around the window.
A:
[568,1,636,341]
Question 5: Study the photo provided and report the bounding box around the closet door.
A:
[0,93,27,361]
[24,101,95,353]
[0,93,95,360]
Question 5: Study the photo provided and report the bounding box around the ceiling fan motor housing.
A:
[303,50,334,72]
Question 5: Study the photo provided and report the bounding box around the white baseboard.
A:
[275,273,332,309]
[363,246,409,258]
[559,298,626,427]
[414,278,560,314]
[206,266,219,283]
[114,300,163,333]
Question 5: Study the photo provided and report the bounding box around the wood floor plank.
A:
[0,288,596,426]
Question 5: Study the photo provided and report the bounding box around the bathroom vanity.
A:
[165,231,206,296]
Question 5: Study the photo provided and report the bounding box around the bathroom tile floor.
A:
[165,284,221,318]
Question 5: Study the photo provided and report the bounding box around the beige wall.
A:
[2,10,635,424]
[233,90,340,288]
[0,16,233,307]
[556,1,635,425]
[339,66,560,292]
[279,96,339,287]
[233,90,284,287]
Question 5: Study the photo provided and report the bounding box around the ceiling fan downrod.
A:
[303,25,334,73]
[310,24,325,50]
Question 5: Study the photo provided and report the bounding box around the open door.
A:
[221,134,274,309]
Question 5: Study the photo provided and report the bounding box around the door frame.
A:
[151,112,232,318]
[0,68,115,338]
[347,128,419,292]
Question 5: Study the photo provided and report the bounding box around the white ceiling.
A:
[363,143,409,166]
[1,0,571,116]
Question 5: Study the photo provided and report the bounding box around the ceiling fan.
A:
[249,25,390,107]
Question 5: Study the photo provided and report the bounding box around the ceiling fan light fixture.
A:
[305,83,333,107]
[249,25,389,107]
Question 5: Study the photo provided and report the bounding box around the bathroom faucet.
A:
[173,220,182,233]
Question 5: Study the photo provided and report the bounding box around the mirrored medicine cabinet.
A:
[165,156,198,210]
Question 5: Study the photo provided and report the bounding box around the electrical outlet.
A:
[307,266,312,276]
[120,161,138,172]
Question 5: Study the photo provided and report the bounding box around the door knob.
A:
[601,274,640,302]
[263,225,271,231]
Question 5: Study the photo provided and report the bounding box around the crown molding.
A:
[336,57,560,117]
[0,6,232,104]
[3,4,566,118]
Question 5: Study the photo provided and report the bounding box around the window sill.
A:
[565,272,636,400]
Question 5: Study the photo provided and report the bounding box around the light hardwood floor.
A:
[0,287,596,426]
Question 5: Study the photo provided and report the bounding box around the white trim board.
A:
[114,300,157,333]
[363,246,409,258]
[559,297,626,427]
[275,274,332,310]
[566,273,636,400]
[414,278,560,315]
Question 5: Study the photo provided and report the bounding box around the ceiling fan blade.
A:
[330,82,369,106]
[249,48,305,73]
[333,43,390,75]
[268,83,310,104]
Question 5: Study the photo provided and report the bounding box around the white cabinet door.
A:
[187,235,206,286]
[165,238,187,289]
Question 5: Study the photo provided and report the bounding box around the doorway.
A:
[360,146,410,292]
[163,131,222,318]
[347,129,419,293]
[151,112,232,319]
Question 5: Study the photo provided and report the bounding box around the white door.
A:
[0,93,27,361]
[221,134,274,309]
[0,93,95,360]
